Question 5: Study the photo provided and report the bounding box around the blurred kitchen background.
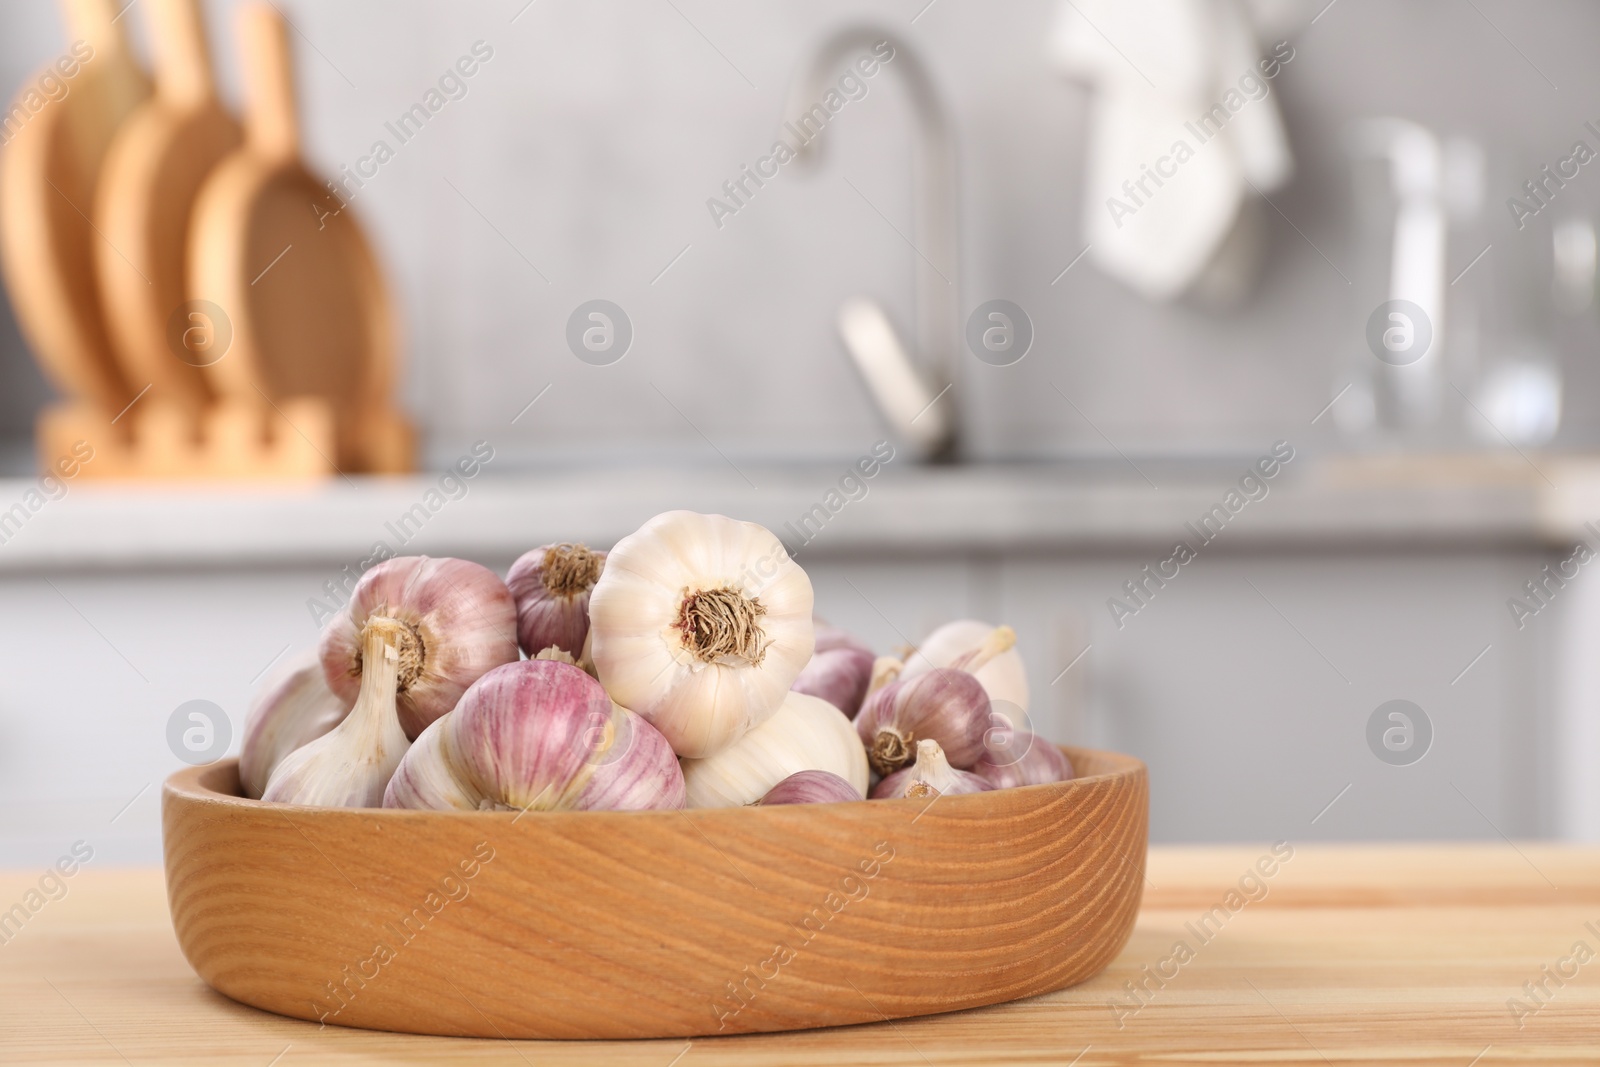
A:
[4,0,1600,864]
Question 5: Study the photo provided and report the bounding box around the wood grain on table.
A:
[3,845,1599,1066]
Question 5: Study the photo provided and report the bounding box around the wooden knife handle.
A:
[238,2,299,163]
[148,0,216,107]
[60,0,132,52]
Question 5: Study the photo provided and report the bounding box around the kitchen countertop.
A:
[3,845,1597,1065]
[3,453,1600,572]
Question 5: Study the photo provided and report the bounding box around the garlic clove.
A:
[383,660,685,813]
[757,769,862,806]
[239,648,352,799]
[971,729,1074,789]
[681,691,868,808]
[901,620,1030,718]
[589,511,815,758]
[320,556,520,740]
[790,620,876,718]
[263,617,413,808]
[871,738,993,800]
[506,542,607,658]
[854,667,992,777]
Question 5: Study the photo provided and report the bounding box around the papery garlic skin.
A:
[506,543,607,658]
[871,738,993,800]
[902,619,1031,717]
[758,769,862,806]
[383,660,684,812]
[590,511,815,758]
[320,556,520,740]
[681,691,868,808]
[854,667,992,777]
[791,621,876,718]
[972,730,1074,790]
[263,618,412,808]
[239,649,352,799]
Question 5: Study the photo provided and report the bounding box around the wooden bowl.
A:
[162,747,1146,1039]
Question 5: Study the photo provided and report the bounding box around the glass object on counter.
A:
[1459,205,1578,450]
[1338,126,1571,452]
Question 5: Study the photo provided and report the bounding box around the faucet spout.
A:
[781,27,958,461]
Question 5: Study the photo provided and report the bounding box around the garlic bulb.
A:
[384,660,684,812]
[972,730,1074,789]
[570,702,687,811]
[902,620,1030,718]
[263,618,412,807]
[790,621,876,717]
[505,542,607,658]
[589,510,815,758]
[758,769,862,806]
[320,556,520,740]
[681,691,868,807]
[855,650,1008,776]
[239,649,351,799]
[871,738,993,800]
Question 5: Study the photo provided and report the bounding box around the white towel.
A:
[1051,0,1295,301]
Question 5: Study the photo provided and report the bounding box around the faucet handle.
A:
[837,298,954,461]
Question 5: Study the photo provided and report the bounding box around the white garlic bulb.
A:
[901,620,1030,718]
[239,648,351,799]
[589,510,815,758]
[263,617,413,808]
[681,691,868,807]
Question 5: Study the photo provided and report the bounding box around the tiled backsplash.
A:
[3,0,1600,469]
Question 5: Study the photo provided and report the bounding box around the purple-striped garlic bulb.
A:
[971,729,1074,790]
[263,617,413,807]
[855,666,990,776]
[239,648,351,798]
[758,769,863,806]
[854,626,1017,776]
[505,542,607,659]
[383,659,684,812]
[790,621,876,717]
[871,738,993,800]
[569,702,686,811]
[901,619,1030,719]
[320,556,520,740]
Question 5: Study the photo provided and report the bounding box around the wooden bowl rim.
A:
[164,745,1145,823]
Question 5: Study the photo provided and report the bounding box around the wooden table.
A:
[4,845,1598,1065]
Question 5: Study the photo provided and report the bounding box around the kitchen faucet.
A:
[781,26,958,461]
